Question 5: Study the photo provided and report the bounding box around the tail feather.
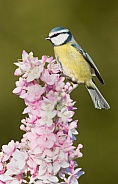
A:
[87,84,110,109]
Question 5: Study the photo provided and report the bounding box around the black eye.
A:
[50,31,69,39]
[50,33,60,38]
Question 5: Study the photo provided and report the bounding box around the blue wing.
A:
[71,43,104,84]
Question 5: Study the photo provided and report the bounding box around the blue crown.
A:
[50,27,67,33]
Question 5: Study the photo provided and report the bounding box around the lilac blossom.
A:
[0,51,84,183]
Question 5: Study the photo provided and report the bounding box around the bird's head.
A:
[46,27,73,46]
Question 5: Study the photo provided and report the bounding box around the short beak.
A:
[45,36,50,40]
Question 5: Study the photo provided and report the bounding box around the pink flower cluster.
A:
[0,51,84,184]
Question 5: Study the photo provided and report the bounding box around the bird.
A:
[45,26,110,109]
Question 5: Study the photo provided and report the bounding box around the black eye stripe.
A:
[50,33,60,38]
[50,31,69,38]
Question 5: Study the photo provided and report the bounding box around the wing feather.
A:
[71,43,104,84]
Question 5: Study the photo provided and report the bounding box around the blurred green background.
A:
[0,0,117,183]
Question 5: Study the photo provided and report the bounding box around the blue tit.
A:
[46,27,110,109]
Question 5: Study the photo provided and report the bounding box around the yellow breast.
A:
[54,43,92,84]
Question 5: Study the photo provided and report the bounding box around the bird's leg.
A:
[59,71,78,93]
[71,82,78,90]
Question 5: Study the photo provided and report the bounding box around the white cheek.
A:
[51,34,69,45]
